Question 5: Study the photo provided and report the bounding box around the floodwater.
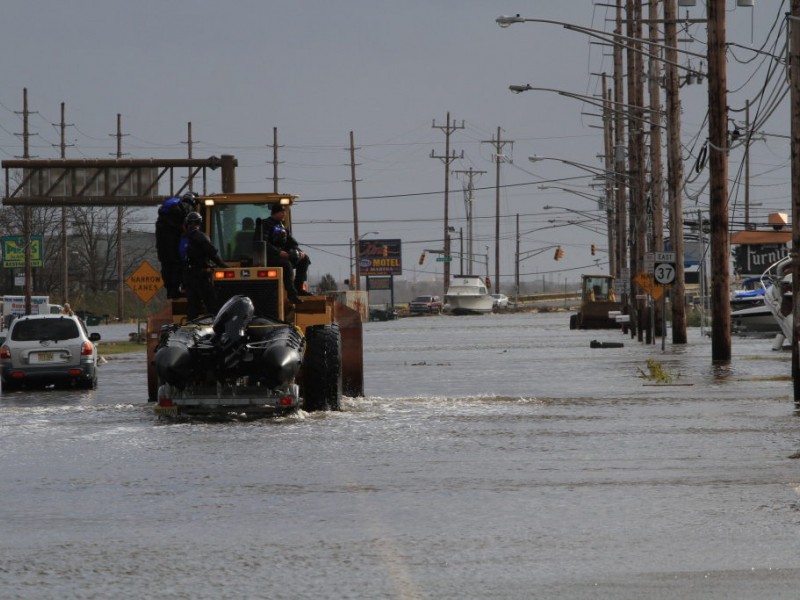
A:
[2,312,800,599]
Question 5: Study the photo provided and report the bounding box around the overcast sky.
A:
[0,1,789,289]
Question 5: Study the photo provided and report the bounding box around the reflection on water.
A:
[1,313,800,599]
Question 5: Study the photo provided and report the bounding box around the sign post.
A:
[653,252,676,351]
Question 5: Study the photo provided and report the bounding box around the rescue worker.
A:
[155,192,198,298]
[182,211,228,319]
[254,203,311,304]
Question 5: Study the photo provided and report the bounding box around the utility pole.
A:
[431,113,464,295]
[185,122,194,192]
[112,113,128,323]
[453,166,486,275]
[515,213,520,301]
[17,88,34,315]
[482,127,513,294]
[602,75,617,276]
[647,0,663,256]
[54,102,73,306]
[626,0,646,340]
[664,0,688,344]
[349,131,361,290]
[646,0,663,342]
[614,0,628,291]
[270,127,282,194]
[789,0,800,404]
[707,0,731,361]
[744,100,751,229]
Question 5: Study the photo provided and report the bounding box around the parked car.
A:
[0,314,101,390]
[491,293,510,309]
[408,295,443,314]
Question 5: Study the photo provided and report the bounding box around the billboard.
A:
[2,235,43,268]
[358,238,402,276]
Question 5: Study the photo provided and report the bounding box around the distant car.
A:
[0,314,101,391]
[409,295,443,314]
[491,294,510,309]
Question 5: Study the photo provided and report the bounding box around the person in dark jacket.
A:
[254,204,311,303]
[155,192,197,298]
[182,211,228,319]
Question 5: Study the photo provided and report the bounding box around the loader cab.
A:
[199,193,296,266]
[582,275,612,302]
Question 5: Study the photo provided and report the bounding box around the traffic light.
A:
[554,246,564,261]
[591,244,596,256]
[419,252,426,265]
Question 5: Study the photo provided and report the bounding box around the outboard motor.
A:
[212,295,255,373]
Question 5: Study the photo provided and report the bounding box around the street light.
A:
[496,15,706,69]
[350,231,379,290]
[513,86,664,129]
[529,155,627,184]
[543,205,607,224]
[538,185,604,206]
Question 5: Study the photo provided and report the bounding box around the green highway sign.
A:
[435,256,453,262]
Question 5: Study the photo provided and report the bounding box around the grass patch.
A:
[97,340,146,355]
[638,358,674,384]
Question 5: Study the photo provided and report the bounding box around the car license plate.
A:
[35,351,54,362]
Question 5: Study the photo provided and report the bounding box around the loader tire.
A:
[303,323,342,412]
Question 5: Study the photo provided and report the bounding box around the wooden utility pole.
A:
[20,88,33,315]
[602,75,617,275]
[626,0,646,339]
[56,102,73,306]
[453,166,486,275]
[647,0,663,340]
[186,122,194,192]
[647,0,663,258]
[789,0,800,404]
[349,131,361,290]
[113,113,127,322]
[614,1,628,291]
[707,0,731,361]
[664,0,688,344]
[431,113,464,294]
[482,128,513,293]
[744,100,751,229]
[273,127,281,193]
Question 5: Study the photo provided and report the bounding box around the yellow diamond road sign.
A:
[126,260,163,304]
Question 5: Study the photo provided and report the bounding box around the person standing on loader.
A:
[254,203,311,304]
[182,211,228,319]
[155,192,198,298]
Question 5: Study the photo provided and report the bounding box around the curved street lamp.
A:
[496,14,706,70]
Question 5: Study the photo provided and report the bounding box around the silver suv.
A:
[0,314,101,390]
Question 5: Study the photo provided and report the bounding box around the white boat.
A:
[731,304,780,334]
[760,256,793,344]
[444,275,494,315]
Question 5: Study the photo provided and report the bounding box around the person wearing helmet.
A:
[254,203,310,304]
[155,192,198,298]
[181,211,228,319]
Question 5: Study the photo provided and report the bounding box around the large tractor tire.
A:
[302,323,343,412]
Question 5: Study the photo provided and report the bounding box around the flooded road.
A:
[2,312,800,599]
